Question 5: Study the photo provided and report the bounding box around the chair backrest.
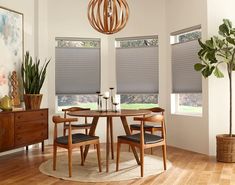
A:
[52,116,78,145]
[147,107,164,114]
[139,107,165,125]
[141,107,165,116]
[62,107,90,117]
[62,107,91,125]
[134,114,166,146]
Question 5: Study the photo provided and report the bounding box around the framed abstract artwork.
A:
[0,6,23,97]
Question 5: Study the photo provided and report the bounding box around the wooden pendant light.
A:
[88,0,130,35]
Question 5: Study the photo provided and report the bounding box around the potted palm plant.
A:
[195,19,235,162]
[21,51,50,110]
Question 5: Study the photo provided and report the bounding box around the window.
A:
[57,95,97,111]
[116,36,159,109]
[120,94,158,109]
[55,38,100,111]
[171,27,202,115]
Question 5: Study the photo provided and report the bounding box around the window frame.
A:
[171,94,202,117]
[55,37,101,112]
[170,27,203,116]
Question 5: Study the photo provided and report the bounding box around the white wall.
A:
[207,0,235,155]
[165,0,209,154]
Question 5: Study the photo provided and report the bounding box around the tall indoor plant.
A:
[21,51,50,110]
[195,19,235,162]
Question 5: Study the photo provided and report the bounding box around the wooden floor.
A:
[0,144,235,185]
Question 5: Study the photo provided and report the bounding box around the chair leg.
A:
[68,149,72,177]
[85,128,88,135]
[96,142,102,172]
[63,128,66,136]
[129,129,133,152]
[140,146,144,177]
[151,130,154,155]
[80,146,84,166]
[162,145,167,170]
[116,142,121,171]
[94,131,96,149]
[53,144,57,170]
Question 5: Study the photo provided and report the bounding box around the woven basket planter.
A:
[216,134,235,162]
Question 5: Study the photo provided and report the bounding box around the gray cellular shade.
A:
[55,47,100,94]
[172,40,202,93]
[116,47,159,94]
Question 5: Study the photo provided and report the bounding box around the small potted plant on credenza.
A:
[21,51,50,110]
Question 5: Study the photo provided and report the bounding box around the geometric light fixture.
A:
[88,0,130,35]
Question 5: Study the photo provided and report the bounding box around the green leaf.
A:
[219,24,230,36]
[21,51,50,94]
[194,63,205,71]
[223,19,232,29]
[202,66,215,78]
[226,37,235,45]
[214,67,224,78]
[205,39,215,49]
[198,39,206,49]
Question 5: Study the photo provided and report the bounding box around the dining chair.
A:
[62,107,92,136]
[52,116,102,177]
[116,114,167,177]
[129,107,165,154]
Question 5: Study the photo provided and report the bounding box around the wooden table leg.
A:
[84,117,99,161]
[110,117,114,160]
[120,116,140,165]
[106,117,110,172]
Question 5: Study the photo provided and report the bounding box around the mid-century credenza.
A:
[0,108,48,152]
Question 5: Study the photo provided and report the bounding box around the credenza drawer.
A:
[15,120,47,133]
[15,110,47,123]
[15,130,47,147]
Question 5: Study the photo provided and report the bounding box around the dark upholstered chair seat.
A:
[130,124,161,129]
[65,123,93,128]
[118,133,163,144]
[56,133,99,145]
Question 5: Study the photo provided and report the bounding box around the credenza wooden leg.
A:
[42,141,44,152]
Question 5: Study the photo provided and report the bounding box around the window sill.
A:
[171,112,202,117]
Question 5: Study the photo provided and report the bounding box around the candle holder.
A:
[96,91,100,111]
[109,87,114,111]
[97,92,103,112]
[103,97,109,112]
[113,102,119,112]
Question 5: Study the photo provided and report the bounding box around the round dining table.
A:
[68,109,151,172]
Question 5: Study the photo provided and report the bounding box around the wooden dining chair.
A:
[129,107,165,154]
[52,116,102,177]
[62,107,92,136]
[116,114,167,177]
